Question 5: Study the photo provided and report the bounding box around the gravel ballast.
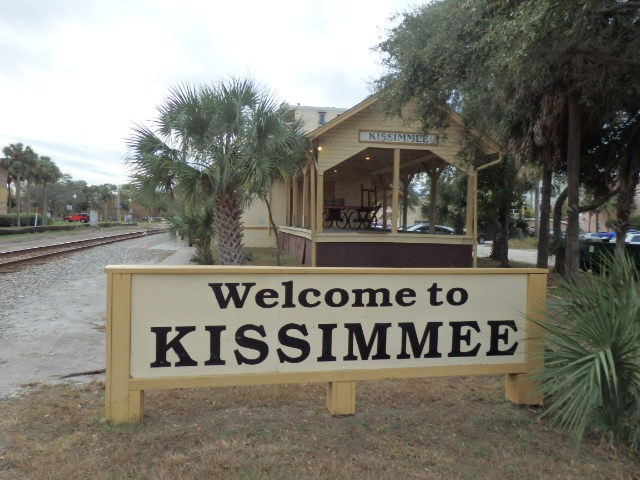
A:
[0,232,178,398]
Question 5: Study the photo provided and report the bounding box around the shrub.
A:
[535,251,640,449]
[167,206,215,265]
[0,213,40,227]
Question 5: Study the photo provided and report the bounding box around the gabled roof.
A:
[308,92,502,156]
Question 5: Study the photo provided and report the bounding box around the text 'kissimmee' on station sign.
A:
[359,130,438,145]
[105,266,547,423]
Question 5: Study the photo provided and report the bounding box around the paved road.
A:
[477,243,555,267]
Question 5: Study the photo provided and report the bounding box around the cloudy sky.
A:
[0,0,420,186]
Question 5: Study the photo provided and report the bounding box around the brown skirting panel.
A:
[280,232,312,266]
[316,241,472,268]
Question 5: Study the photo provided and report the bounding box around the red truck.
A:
[63,213,90,223]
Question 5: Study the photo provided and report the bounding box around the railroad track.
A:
[0,229,166,272]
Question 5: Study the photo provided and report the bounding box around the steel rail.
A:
[0,229,166,272]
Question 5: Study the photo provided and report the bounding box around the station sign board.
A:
[359,130,438,145]
[105,266,546,423]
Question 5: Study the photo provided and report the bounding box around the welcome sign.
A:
[106,266,546,423]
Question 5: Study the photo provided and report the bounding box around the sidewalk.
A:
[150,239,195,265]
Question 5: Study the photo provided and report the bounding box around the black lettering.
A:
[204,325,226,365]
[299,288,321,307]
[343,323,392,361]
[208,282,256,309]
[325,288,349,307]
[150,326,197,368]
[446,287,468,306]
[351,288,392,307]
[449,321,481,357]
[427,282,444,306]
[281,280,296,308]
[317,323,337,362]
[233,324,268,365]
[486,320,519,356]
[277,323,310,363]
[395,288,416,307]
[397,322,442,359]
[255,288,279,308]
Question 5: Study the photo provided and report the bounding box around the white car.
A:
[579,232,604,242]
[403,224,455,235]
[609,232,640,245]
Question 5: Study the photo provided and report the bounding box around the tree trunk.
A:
[26,180,32,215]
[6,180,12,214]
[552,188,568,274]
[264,195,281,266]
[429,172,437,234]
[614,151,640,252]
[564,95,582,275]
[42,181,48,226]
[536,162,553,268]
[16,176,22,227]
[534,181,540,236]
[212,190,245,265]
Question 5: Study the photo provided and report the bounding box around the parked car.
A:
[596,231,616,241]
[462,227,490,244]
[403,224,455,235]
[63,213,90,223]
[476,233,489,244]
[579,232,605,242]
[609,231,640,245]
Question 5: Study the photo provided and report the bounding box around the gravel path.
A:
[0,232,179,398]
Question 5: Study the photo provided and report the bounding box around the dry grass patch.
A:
[1,376,638,479]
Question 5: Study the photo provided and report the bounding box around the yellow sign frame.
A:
[105,266,546,423]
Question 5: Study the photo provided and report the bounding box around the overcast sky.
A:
[0,0,419,186]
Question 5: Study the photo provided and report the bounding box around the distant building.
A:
[291,105,348,133]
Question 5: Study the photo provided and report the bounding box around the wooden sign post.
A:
[105,266,546,423]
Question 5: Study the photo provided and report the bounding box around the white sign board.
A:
[129,271,528,379]
[359,131,438,145]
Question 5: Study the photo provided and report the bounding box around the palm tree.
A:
[1,143,38,226]
[33,156,62,226]
[127,78,308,264]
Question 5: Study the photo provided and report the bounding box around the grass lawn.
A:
[1,378,637,479]
[1,245,637,479]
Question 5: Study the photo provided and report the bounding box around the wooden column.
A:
[106,272,143,423]
[465,173,474,235]
[310,162,316,232]
[302,166,309,228]
[326,381,356,416]
[504,272,546,405]
[316,173,324,233]
[391,149,400,233]
[292,176,299,227]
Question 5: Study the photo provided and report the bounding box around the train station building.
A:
[241,94,502,268]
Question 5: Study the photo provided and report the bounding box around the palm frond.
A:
[533,251,640,448]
